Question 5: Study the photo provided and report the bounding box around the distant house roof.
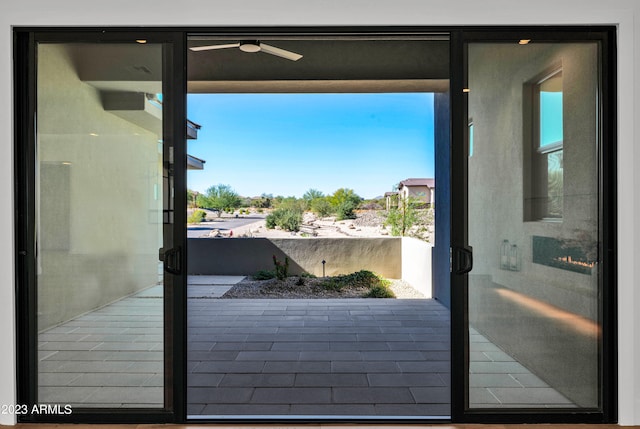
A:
[399,178,435,189]
[384,191,399,197]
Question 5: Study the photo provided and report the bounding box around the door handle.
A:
[452,245,473,274]
[163,246,182,275]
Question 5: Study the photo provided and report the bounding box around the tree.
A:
[303,188,324,202]
[384,196,419,236]
[303,188,325,212]
[253,193,273,209]
[199,184,241,217]
[187,189,200,208]
[328,188,362,220]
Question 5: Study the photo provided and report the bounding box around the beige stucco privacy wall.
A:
[188,237,403,278]
[188,237,432,297]
[1,0,639,425]
[401,237,433,298]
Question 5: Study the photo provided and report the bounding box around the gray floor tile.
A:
[332,387,414,404]
[69,373,157,387]
[470,373,523,388]
[271,342,330,351]
[263,361,331,373]
[211,342,272,351]
[291,404,376,415]
[85,386,163,404]
[295,373,368,387]
[219,373,295,387]
[194,361,265,373]
[409,386,451,403]
[331,361,399,373]
[187,373,225,387]
[488,387,573,405]
[375,403,450,416]
[236,351,300,361]
[251,387,331,404]
[37,292,573,416]
[199,404,291,415]
[396,361,450,373]
[189,387,254,404]
[367,373,446,387]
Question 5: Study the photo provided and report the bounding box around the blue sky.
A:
[187,93,434,199]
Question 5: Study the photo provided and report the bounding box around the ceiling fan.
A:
[189,40,303,61]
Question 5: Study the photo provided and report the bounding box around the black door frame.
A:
[14,26,616,424]
[450,27,617,423]
[13,29,188,423]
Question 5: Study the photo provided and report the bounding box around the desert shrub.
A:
[272,255,289,280]
[295,276,305,286]
[319,270,390,291]
[311,198,333,217]
[364,284,395,298]
[265,207,302,231]
[254,270,276,280]
[187,209,206,224]
[335,200,357,220]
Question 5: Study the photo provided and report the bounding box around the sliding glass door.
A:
[16,31,186,421]
[451,29,616,422]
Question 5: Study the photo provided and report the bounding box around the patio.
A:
[37,276,573,415]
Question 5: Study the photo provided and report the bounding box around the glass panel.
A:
[36,42,166,408]
[466,42,600,409]
[547,149,564,218]
[539,71,563,149]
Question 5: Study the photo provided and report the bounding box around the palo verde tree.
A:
[328,188,362,220]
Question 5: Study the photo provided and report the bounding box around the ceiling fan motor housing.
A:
[239,40,261,53]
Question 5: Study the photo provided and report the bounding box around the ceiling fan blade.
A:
[189,43,240,52]
[259,43,303,61]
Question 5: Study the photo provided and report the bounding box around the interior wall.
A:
[1,0,638,425]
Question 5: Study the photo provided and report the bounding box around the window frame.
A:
[524,64,565,221]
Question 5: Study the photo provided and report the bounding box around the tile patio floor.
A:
[37,275,574,415]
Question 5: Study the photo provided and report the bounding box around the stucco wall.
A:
[36,44,163,330]
[188,237,402,279]
[1,0,639,425]
[401,237,433,298]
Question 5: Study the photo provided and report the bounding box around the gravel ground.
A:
[220,276,426,299]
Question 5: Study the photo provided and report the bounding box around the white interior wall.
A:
[0,0,637,425]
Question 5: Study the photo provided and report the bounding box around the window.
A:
[524,67,563,220]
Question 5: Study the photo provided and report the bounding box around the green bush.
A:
[319,270,390,291]
[272,255,289,280]
[335,200,357,220]
[265,207,303,232]
[311,198,333,217]
[364,284,395,298]
[187,209,207,224]
[254,270,276,280]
